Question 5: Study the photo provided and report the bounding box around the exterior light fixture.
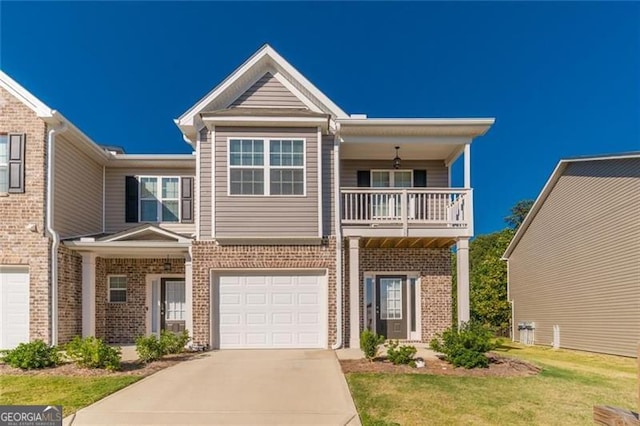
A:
[393,146,401,169]
[163,257,172,272]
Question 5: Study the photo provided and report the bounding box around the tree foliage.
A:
[504,199,534,230]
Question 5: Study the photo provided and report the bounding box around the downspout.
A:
[331,124,343,349]
[46,120,67,346]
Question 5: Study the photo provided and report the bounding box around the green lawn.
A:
[0,375,141,416]
[346,343,638,425]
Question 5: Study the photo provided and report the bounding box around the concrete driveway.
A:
[69,350,360,425]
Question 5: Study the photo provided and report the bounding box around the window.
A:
[139,177,181,222]
[0,135,7,193]
[228,138,305,196]
[108,276,127,303]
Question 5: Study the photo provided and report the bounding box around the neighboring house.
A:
[0,44,494,350]
[503,153,640,357]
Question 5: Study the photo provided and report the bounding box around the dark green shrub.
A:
[430,321,496,369]
[385,340,417,366]
[135,335,164,363]
[159,330,190,355]
[1,340,59,369]
[360,329,385,361]
[65,336,121,371]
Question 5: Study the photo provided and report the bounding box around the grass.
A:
[0,375,141,416]
[346,343,638,425]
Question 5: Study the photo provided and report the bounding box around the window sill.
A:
[0,192,8,197]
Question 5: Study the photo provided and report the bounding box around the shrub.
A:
[430,321,497,369]
[159,330,190,355]
[1,340,59,369]
[360,329,385,361]
[385,340,417,366]
[135,335,164,363]
[65,336,121,371]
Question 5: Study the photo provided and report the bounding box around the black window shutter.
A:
[125,176,139,223]
[356,170,370,187]
[181,177,194,223]
[413,170,427,187]
[8,133,25,193]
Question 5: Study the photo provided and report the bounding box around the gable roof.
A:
[97,224,192,243]
[175,44,348,143]
[502,152,640,259]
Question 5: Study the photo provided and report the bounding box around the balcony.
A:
[341,188,473,238]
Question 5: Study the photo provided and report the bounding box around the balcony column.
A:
[185,251,193,339]
[349,237,361,348]
[82,253,97,337]
[456,238,470,326]
[464,144,471,188]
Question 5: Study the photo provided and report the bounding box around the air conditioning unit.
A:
[517,321,535,345]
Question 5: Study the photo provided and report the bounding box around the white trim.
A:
[226,137,307,197]
[0,70,53,117]
[337,117,495,126]
[332,135,343,349]
[100,225,190,243]
[145,273,187,337]
[211,127,216,238]
[348,237,360,348]
[317,127,323,237]
[107,275,128,303]
[463,144,471,188]
[202,116,328,129]
[195,131,201,240]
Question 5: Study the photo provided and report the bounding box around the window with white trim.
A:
[108,276,127,303]
[139,177,180,222]
[0,135,8,193]
[228,138,305,196]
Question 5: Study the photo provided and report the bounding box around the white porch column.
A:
[81,253,96,337]
[349,237,360,348]
[185,252,193,339]
[464,144,471,188]
[456,238,470,326]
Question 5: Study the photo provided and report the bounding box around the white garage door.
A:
[0,267,29,349]
[217,271,326,349]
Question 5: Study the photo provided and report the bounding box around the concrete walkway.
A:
[69,350,360,425]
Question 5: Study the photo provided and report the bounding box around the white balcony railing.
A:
[341,188,472,231]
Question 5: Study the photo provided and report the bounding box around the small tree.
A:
[430,321,496,369]
[360,329,385,361]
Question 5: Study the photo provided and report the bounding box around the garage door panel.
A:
[217,272,325,349]
[1,268,29,350]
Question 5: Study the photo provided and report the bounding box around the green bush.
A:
[1,340,59,369]
[65,336,121,371]
[159,330,190,355]
[385,340,417,366]
[360,329,385,361]
[135,335,164,363]
[430,321,496,368]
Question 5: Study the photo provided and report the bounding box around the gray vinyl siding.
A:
[322,135,335,236]
[214,127,319,237]
[104,167,196,236]
[509,158,640,357]
[340,160,448,187]
[229,73,307,109]
[54,134,103,238]
[199,128,212,239]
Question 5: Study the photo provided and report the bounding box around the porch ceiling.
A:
[361,237,456,249]
[340,141,462,161]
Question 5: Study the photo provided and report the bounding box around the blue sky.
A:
[1,2,638,235]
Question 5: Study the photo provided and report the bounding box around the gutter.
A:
[331,130,343,349]
[46,121,67,346]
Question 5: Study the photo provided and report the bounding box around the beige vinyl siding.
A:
[104,167,196,235]
[229,73,307,109]
[509,158,640,357]
[199,128,212,239]
[322,135,335,236]
[54,134,103,238]
[340,160,448,187]
[214,127,319,237]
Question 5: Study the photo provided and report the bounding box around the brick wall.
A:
[191,238,337,347]
[344,243,453,346]
[0,87,51,343]
[95,258,186,344]
[57,245,82,343]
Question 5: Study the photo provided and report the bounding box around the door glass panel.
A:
[365,277,374,331]
[165,281,185,321]
[380,278,402,320]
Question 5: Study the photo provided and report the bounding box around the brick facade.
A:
[191,239,337,347]
[57,245,82,343]
[0,86,51,343]
[95,258,185,344]
[343,242,453,346]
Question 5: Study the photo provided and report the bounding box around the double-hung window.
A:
[228,138,305,196]
[0,135,8,193]
[108,276,127,303]
[139,177,180,222]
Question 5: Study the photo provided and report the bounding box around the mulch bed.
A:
[340,353,542,377]
[0,352,207,377]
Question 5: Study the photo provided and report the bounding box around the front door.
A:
[371,170,412,219]
[375,276,407,339]
[160,279,186,333]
